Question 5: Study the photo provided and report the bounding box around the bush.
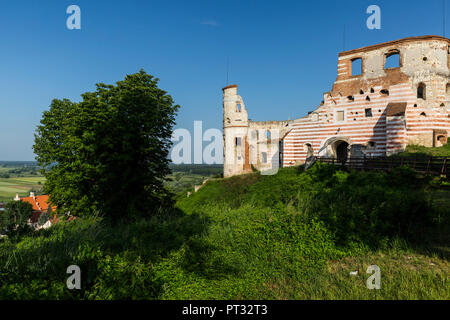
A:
[0,201,33,235]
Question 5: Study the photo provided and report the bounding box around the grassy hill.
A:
[0,163,448,299]
[393,140,450,158]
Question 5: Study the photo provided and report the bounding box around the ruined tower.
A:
[222,85,293,177]
[222,85,251,177]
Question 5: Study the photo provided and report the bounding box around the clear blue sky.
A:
[0,0,447,160]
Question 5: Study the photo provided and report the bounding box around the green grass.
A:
[395,141,450,157]
[0,164,448,299]
[165,172,208,193]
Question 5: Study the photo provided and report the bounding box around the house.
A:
[14,192,57,227]
[223,36,450,177]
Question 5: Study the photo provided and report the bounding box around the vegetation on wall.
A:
[393,138,450,157]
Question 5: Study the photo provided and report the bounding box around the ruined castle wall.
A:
[223,37,450,177]
[283,36,450,166]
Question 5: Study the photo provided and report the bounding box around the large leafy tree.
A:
[33,70,179,220]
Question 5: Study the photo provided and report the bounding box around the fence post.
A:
[442,158,447,176]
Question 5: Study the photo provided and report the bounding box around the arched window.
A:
[385,50,400,69]
[417,83,426,100]
[420,112,427,117]
[366,141,376,150]
[265,130,271,140]
[304,143,314,157]
[436,135,447,147]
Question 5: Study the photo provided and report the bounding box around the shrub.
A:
[0,201,33,235]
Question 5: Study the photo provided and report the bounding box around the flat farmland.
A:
[0,176,45,202]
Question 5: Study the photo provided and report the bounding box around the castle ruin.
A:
[223,35,450,177]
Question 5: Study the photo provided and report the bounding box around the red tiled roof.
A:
[21,195,57,213]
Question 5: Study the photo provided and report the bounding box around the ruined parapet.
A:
[247,120,293,172]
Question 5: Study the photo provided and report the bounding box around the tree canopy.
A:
[33,70,179,220]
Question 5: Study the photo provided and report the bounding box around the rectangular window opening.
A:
[351,58,362,76]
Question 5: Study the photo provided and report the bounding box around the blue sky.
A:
[0,0,447,160]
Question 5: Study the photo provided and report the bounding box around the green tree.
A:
[38,206,52,226]
[33,70,179,220]
[0,201,33,234]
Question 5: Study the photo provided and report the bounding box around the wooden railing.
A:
[316,156,449,178]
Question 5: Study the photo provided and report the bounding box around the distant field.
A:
[166,164,223,193]
[0,162,44,202]
[0,175,45,202]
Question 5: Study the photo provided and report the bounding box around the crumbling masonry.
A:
[223,36,450,177]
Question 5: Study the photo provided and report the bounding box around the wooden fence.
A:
[316,156,449,178]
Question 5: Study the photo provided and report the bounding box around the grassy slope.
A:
[395,142,450,157]
[0,165,448,299]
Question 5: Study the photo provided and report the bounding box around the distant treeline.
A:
[0,162,41,178]
[169,164,223,176]
[0,161,39,167]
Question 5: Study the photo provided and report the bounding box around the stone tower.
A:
[222,85,251,177]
